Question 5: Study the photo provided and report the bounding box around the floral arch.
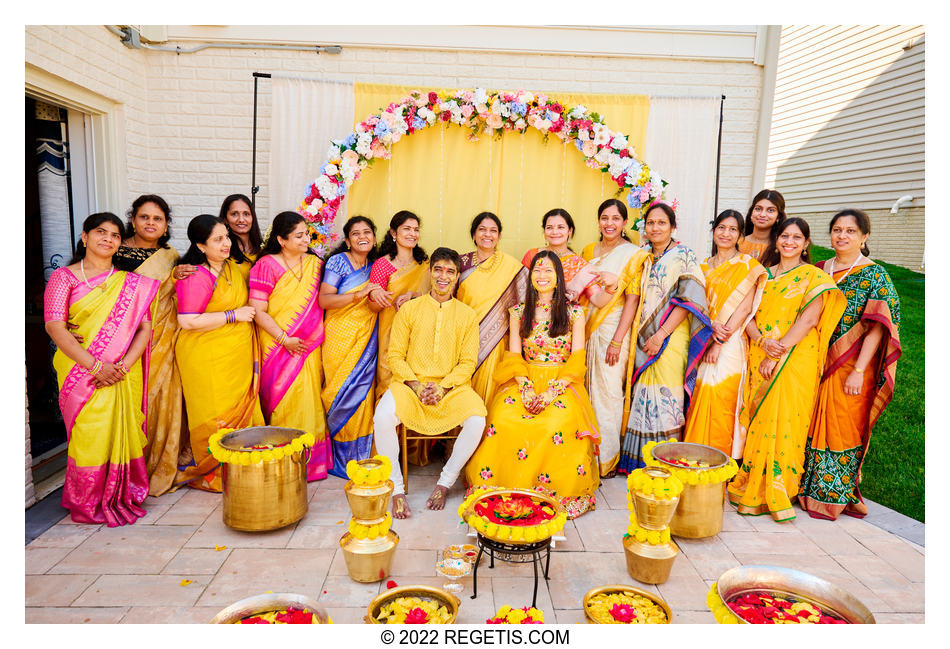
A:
[297,88,672,255]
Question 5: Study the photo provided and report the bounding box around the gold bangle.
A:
[276,331,287,346]
[608,340,623,349]
[853,367,865,373]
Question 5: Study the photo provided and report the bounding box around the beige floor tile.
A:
[552,608,587,624]
[672,609,715,623]
[857,536,926,582]
[326,606,371,624]
[834,513,903,543]
[25,546,72,574]
[742,513,802,533]
[550,521,585,552]
[596,476,629,509]
[50,525,195,574]
[387,549,440,576]
[317,575,384,608]
[145,488,188,506]
[155,489,221,525]
[573,508,630,552]
[673,536,740,581]
[25,574,98,606]
[386,507,473,550]
[120,606,222,623]
[287,524,347,549]
[719,510,755,532]
[161,548,232,575]
[29,523,100,548]
[655,556,709,611]
[718,530,824,556]
[297,507,352,526]
[183,511,296,549]
[546,552,639,609]
[196,548,334,607]
[25,607,128,624]
[74,574,210,607]
[799,525,875,556]
[137,501,173,524]
[491,575,555,613]
[873,613,926,624]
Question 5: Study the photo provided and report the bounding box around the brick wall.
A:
[26,27,765,253]
[798,207,925,271]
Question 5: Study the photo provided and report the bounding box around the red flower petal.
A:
[386,580,398,589]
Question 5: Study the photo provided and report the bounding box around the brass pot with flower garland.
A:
[647,441,738,539]
[213,427,315,532]
[627,466,682,530]
[340,455,400,582]
[622,465,683,584]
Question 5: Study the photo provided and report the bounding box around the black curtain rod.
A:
[250,72,272,205]
[714,94,725,219]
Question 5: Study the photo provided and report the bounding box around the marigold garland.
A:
[706,582,740,624]
[458,490,566,542]
[208,429,315,465]
[625,517,672,546]
[642,440,739,485]
[348,512,394,540]
[345,455,393,486]
[487,605,544,624]
[299,88,673,255]
[625,468,684,500]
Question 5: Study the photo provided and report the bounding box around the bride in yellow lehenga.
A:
[465,250,600,518]
[175,214,264,492]
[728,218,845,521]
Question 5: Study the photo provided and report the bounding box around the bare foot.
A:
[426,485,449,511]
[601,470,617,480]
[392,494,411,519]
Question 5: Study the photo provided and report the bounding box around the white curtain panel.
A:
[644,96,721,258]
[268,76,355,239]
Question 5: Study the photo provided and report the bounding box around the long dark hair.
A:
[760,217,812,267]
[70,212,125,263]
[327,215,381,263]
[829,209,871,256]
[219,193,262,259]
[744,189,786,236]
[255,211,317,266]
[542,208,576,252]
[178,214,238,267]
[596,198,631,242]
[520,250,570,340]
[125,194,172,249]
[710,209,744,256]
[378,210,428,263]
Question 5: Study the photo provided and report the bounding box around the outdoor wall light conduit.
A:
[106,26,342,55]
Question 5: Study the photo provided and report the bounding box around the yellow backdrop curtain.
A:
[346,84,649,256]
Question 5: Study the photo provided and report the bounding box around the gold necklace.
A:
[80,258,114,292]
[281,253,304,281]
[206,261,232,286]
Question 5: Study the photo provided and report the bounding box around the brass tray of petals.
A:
[457,488,568,546]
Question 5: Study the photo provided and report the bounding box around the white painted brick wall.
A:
[27,27,763,254]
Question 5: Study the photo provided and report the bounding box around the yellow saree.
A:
[175,258,265,492]
[582,242,651,476]
[727,264,845,521]
[684,254,766,457]
[456,251,527,405]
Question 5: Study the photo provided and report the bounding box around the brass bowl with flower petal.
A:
[366,585,460,624]
[582,584,672,624]
[209,592,332,623]
[651,442,729,538]
[459,488,564,545]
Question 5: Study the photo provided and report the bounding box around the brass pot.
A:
[221,426,310,532]
[366,585,460,624]
[652,442,728,539]
[345,479,394,521]
[340,530,399,583]
[631,467,680,530]
[622,534,679,585]
[582,584,673,624]
[717,565,876,624]
[209,592,332,623]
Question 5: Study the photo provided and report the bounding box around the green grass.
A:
[809,245,924,522]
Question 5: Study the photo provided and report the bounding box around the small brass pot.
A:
[582,584,673,624]
[209,592,332,624]
[622,534,679,585]
[221,427,310,532]
[345,479,394,521]
[652,442,729,539]
[631,467,680,530]
[340,530,399,583]
[366,585,460,624]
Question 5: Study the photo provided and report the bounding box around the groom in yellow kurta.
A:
[373,247,487,518]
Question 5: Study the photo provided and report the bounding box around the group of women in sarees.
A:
[44,186,900,527]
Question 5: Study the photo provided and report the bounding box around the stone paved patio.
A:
[25,463,925,624]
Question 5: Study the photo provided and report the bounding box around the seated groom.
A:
[373,247,487,519]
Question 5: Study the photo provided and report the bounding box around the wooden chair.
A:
[398,424,461,493]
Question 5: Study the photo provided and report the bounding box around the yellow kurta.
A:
[387,294,487,435]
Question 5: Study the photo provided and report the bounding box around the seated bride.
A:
[464,250,600,518]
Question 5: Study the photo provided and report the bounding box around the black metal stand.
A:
[470,534,551,608]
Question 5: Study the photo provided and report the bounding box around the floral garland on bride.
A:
[297,88,672,255]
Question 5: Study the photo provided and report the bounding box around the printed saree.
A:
[250,254,331,481]
[321,253,378,478]
[582,242,651,476]
[799,261,901,520]
[175,259,264,492]
[46,268,159,526]
[727,264,845,521]
[618,243,713,473]
[456,250,528,405]
[683,254,766,457]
